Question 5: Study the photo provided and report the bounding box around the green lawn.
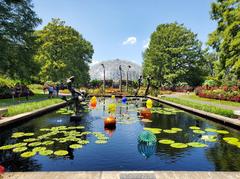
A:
[5,98,64,117]
[180,94,240,107]
[162,97,236,118]
[0,94,48,107]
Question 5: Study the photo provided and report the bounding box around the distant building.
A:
[89,59,142,81]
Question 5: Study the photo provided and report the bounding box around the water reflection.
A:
[138,143,156,159]
[0,98,240,171]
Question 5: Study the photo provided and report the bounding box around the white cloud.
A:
[143,39,150,49]
[123,36,137,45]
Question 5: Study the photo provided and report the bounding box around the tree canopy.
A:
[34,18,94,85]
[143,23,205,88]
[208,0,240,80]
[0,0,41,81]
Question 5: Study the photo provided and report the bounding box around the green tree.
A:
[143,23,205,88]
[34,18,94,85]
[0,0,41,81]
[208,0,240,79]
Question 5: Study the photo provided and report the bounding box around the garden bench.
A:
[0,108,8,119]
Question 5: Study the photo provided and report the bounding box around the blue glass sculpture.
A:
[137,131,157,145]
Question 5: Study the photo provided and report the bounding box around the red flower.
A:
[0,165,5,174]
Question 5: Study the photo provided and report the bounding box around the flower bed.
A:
[195,86,240,102]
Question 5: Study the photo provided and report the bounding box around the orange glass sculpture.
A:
[104,116,116,128]
[90,96,97,108]
[140,107,152,119]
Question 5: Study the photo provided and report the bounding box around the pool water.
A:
[0,97,240,171]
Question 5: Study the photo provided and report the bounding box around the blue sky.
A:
[32,0,216,65]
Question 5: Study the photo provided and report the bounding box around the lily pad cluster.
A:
[158,138,207,148]
[56,108,75,115]
[151,107,183,115]
[0,125,110,158]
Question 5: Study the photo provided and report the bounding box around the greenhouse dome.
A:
[89,59,142,81]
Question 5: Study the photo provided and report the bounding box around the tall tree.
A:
[0,0,41,81]
[143,23,205,88]
[208,0,240,79]
[34,18,94,85]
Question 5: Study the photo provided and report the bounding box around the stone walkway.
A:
[163,93,240,111]
[3,171,240,179]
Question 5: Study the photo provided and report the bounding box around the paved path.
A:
[3,171,240,179]
[163,93,240,111]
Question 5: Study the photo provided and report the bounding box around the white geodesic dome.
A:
[90,59,142,81]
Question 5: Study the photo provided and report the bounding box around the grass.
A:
[0,94,48,107]
[180,94,240,107]
[5,98,64,117]
[162,97,236,118]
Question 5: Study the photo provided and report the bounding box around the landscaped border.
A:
[0,101,67,128]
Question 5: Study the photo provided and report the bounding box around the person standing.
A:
[48,85,54,98]
[56,84,60,97]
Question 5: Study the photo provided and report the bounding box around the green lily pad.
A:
[201,135,217,142]
[39,150,53,156]
[170,143,188,148]
[223,137,239,142]
[69,144,83,149]
[59,139,67,143]
[143,127,162,134]
[21,151,36,158]
[78,140,90,145]
[14,143,27,148]
[75,126,85,129]
[23,138,38,142]
[54,150,68,156]
[32,147,47,152]
[0,144,15,150]
[40,128,51,132]
[226,140,240,146]
[189,126,200,130]
[193,130,205,134]
[187,142,207,148]
[171,128,183,132]
[205,128,217,132]
[95,140,108,144]
[28,142,42,147]
[11,132,25,138]
[12,147,28,153]
[159,139,175,144]
[24,133,34,136]
[163,129,177,134]
[42,141,54,146]
[216,130,229,134]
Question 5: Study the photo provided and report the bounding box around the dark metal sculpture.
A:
[135,75,142,96]
[65,76,87,115]
[145,75,152,97]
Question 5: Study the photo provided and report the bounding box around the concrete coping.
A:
[3,171,240,179]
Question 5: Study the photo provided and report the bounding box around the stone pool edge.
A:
[3,171,240,179]
[148,95,240,129]
[0,101,68,128]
